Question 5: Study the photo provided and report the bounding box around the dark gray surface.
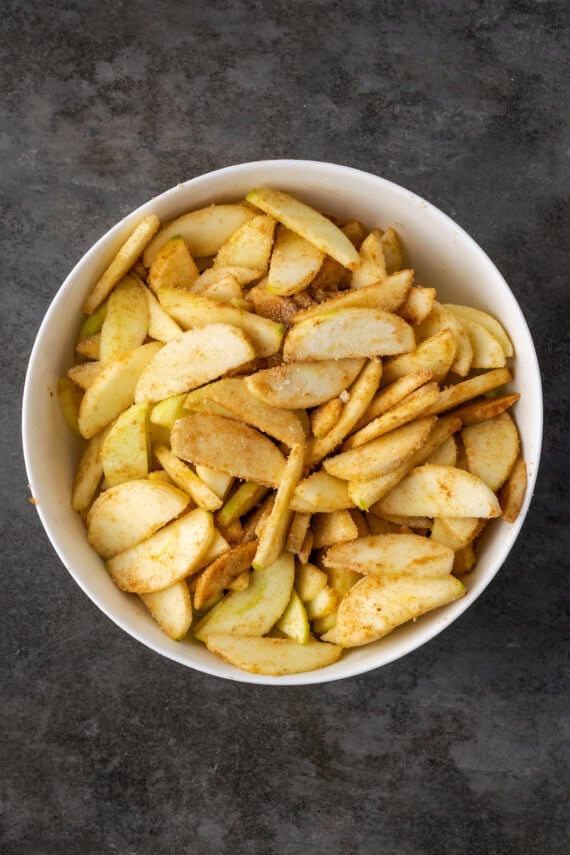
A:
[1,1,568,852]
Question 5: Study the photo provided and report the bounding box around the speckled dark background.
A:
[1,1,569,852]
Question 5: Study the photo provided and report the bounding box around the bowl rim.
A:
[22,158,543,685]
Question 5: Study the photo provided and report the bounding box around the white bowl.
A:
[22,160,543,685]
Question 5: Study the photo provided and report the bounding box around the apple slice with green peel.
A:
[71,427,110,512]
[140,581,193,641]
[204,634,341,676]
[192,265,263,291]
[68,362,102,391]
[143,204,255,267]
[375,464,502,519]
[277,590,311,644]
[153,443,223,511]
[323,533,454,578]
[290,271,412,323]
[283,307,415,362]
[194,540,258,610]
[290,471,354,513]
[399,286,436,326]
[462,412,520,491]
[350,229,387,289]
[83,214,160,314]
[422,368,513,416]
[267,225,324,295]
[443,304,513,357]
[157,288,284,358]
[253,442,305,571]
[193,551,295,641]
[108,507,214,594]
[76,332,101,360]
[246,188,360,270]
[150,394,189,429]
[246,359,364,410]
[323,416,435,482]
[101,401,150,487]
[78,342,163,439]
[148,236,199,292]
[382,330,457,385]
[216,482,269,528]
[416,302,473,377]
[78,300,108,342]
[57,376,82,434]
[214,214,276,272]
[321,575,466,647]
[87,479,189,559]
[202,378,305,446]
[145,286,183,343]
[452,316,506,369]
[326,566,361,599]
[345,383,439,449]
[134,324,255,403]
[171,414,286,487]
[312,613,338,636]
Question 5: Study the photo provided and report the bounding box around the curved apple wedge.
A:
[193,552,295,641]
[323,534,454,578]
[140,581,193,641]
[205,634,341,676]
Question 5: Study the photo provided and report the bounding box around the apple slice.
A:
[143,204,255,267]
[398,286,436,326]
[324,533,453,578]
[321,575,465,647]
[416,302,473,376]
[67,362,102,391]
[287,511,312,554]
[253,442,305,570]
[201,274,243,304]
[425,435,457,466]
[205,634,341,676]
[150,394,189,429]
[144,285,184,343]
[194,466,234,500]
[192,266,262,291]
[381,227,404,273]
[326,566,361,598]
[462,412,520,491]
[451,393,520,426]
[344,382,439,448]
[194,540,258,610]
[350,229,387,288]
[107,508,214,594]
[324,416,435,481]
[246,188,359,270]
[71,427,110,512]
[290,471,354,513]
[171,414,286,487]
[311,399,342,438]
[305,586,339,621]
[87,479,189,559]
[246,359,364,410]
[443,304,513,357]
[455,317,506,369]
[157,288,284,358]
[153,443,223,511]
[296,562,328,602]
[283,307,415,362]
[312,510,358,549]
[354,368,433,431]
[193,551,295,640]
[422,368,512,416]
[430,517,485,551]
[76,333,101,360]
[140,581,193,640]
[78,300,107,341]
[267,225,324,295]
[375,464,501,518]
[277,590,311,644]
[98,274,149,365]
[498,456,527,523]
[382,330,457,385]
[134,324,255,403]
[83,214,160,314]
[101,402,150,486]
[148,236,199,292]
[291,271,413,323]
[214,214,276,271]
[216,482,269,528]
[78,342,162,439]
[57,376,82,434]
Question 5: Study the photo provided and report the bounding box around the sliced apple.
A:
[150,394,189,429]
[194,466,234,500]
[312,510,358,549]
[78,342,162,439]
[326,566,361,598]
[324,533,453,578]
[305,586,339,621]
[147,236,199,293]
[192,265,262,291]
[277,590,311,644]
[57,376,82,434]
[444,304,513,357]
[145,286,183,343]
[143,204,255,267]
[291,271,412,323]
[416,302,473,376]
[422,368,513,416]
[295,562,328,603]
[67,362,102,391]
[425,435,457,466]
[194,540,258,610]
[267,225,324,295]
[344,382,439,448]
[399,286,436,326]
[498,456,527,523]
[246,188,359,270]
[354,368,432,431]
[246,359,364,410]
[381,227,404,273]
[321,575,465,647]
[71,427,110,512]
[214,214,276,271]
[171,413,286,487]
[201,274,243,304]
[205,634,341,676]
[311,399,342,438]
[430,517,485,552]
[451,393,520,426]
[140,581,193,640]
[216,482,269,528]
[157,288,284,358]
[253,442,305,570]
[193,551,295,640]
[456,316,506,369]
[462,412,520,491]
[153,443,223,511]
[283,307,414,362]
[107,508,214,594]
[286,511,312,554]
[350,229,386,288]
[375,464,501,518]
[134,324,255,402]
[76,333,101,360]
[78,300,107,341]
[382,330,457,386]
[290,471,354,513]
[101,402,150,487]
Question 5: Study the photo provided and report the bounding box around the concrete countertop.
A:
[2,1,568,852]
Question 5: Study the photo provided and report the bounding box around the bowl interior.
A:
[23,160,542,684]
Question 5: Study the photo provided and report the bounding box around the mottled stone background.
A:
[1,1,568,852]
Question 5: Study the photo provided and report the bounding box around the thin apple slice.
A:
[462,412,520,491]
[354,368,433,431]
[399,286,436,325]
[246,359,364,410]
[194,466,234,500]
[267,225,324,295]
[324,416,435,481]
[416,302,473,376]
[194,540,258,610]
[382,330,457,385]
[134,324,255,403]
[214,214,276,271]
[67,362,102,391]
[430,517,485,551]
[381,227,404,273]
[498,456,527,523]
[201,274,243,304]
[287,511,312,554]
[143,204,255,267]
[291,271,412,323]
[246,188,359,270]
[311,399,343,438]
[283,307,414,362]
[321,575,465,647]
[153,443,223,511]
[192,265,262,291]
[326,566,361,598]
[83,214,160,314]
[99,274,149,365]
[205,634,341,676]
[101,402,150,486]
[306,586,339,621]
[202,378,305,446]
[277,590,311,644]
[451,393,520,426]
[422,368,513,416]
[140,581,193,640]
[375,464,501,518]
[144,285,183,343]
[148,236,199,292]
[57,376,82,434]
[193,529,231,573]
[87,479,189,559]
[425,435,457,466]
[253,443,305,570]
[324,533,453,578]
[216,482,269,528]
[76,333,101,360]
[150,394,189,428]
[171,413,286,487]
[312,510,358,549]
[78,342,162,439]
[350,229,387,288]
[444,304,513,357]
[456,317,506,369]
[290,471,354,513]
[296,562,328,602]
[344,383,439,448]
[71,427,110,512]
[108,508,214,594]
[193,551,295,640]
[157,288,284,358]
[78,300,108,341]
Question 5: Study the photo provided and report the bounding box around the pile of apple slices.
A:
[58,188,527,676]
